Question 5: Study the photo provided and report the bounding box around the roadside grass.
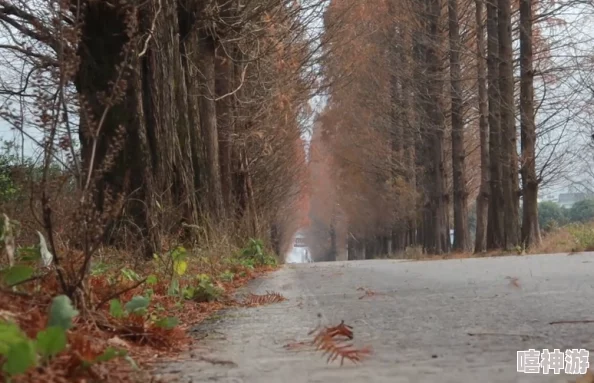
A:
[1,227,279,383]
[532,222,594,254]
[379,221,594,261]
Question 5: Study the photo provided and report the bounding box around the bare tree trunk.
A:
[215,48,234,211]
[389,16,407,251]
[401,28,418,248]
[412,9,429,252]
[425,0,448,254]
[76,1,205,257]
[519,0,541,248]
[498,0,520,249]
[474,0,490,253]
[486,0,504,250]
[198,35,225,221]
[448,0,469,252]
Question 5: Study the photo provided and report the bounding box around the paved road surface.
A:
[159,253,594,383]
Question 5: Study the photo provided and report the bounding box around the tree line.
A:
[0,0,327,268]
[307,0,594,260]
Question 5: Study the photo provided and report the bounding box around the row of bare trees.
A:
[309,0,594,260]
[0,0,323,266]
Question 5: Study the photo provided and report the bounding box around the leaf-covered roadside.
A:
[1,231,278,383]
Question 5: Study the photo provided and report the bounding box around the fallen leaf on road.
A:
[242,291,286,306]
[359,289,385,299]
[325,320,354,340]
[308,320,371,366]
[283,341,310,350]
[505,276,521,288]
[312,332,372,366]
[359,289,376,299]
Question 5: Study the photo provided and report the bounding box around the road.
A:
[158,253,594,383]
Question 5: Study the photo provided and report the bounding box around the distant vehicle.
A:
[294,236,307,247]
[286,232,312,263]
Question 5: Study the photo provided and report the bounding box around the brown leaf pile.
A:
[0,259,277,383]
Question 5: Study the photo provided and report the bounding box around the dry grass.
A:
[532,222,594,254]
[381,222,594,263]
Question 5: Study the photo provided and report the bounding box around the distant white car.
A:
[286,233,312,263]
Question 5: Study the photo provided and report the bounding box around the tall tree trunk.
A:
[474,0,490,253]
[486,0,504,249]
[498,0,520,249]
[389,17,405,251]
[425,0,448,254]
[198,35,225,221]
[448,0,469,252]
[75,1,204,257]
[412,8,429,252]
[215,48,234,211]
[400,27,417,248]
[519,0,542,248]
[329,218,337,261]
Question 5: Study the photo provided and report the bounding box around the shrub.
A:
[568,199,594,224]
[238,238,277,267]
[567,223,594,252]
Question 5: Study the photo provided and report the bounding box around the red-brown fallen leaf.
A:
[308,320,371,365]
[358,288,385,299]
[506,276,521,288]
[283,341,310,350]
[312,331,372,365]
[242,291,286,306]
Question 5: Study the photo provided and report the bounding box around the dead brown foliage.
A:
[242,291,286,306]
[0,261,277,383]
[309,321,371,365]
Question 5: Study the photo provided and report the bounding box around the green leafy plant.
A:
[90,262,110,276]
[16,246,41,263]
[171,246,188,277]
[154,317,179,330]
[109,299,125,319]
[219,270,235,282]
[0,295,80,378]
[107,295,179,331]
[48,295,79,330]
[36,327,66,359]
[191,274,224,303]
[153,246,189,299]
[124,296,150,315]
[168,278,180,297]
[108,295,150,319]
[238,238,277,267]
[1,265,34,287]
[120,268,142,282]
